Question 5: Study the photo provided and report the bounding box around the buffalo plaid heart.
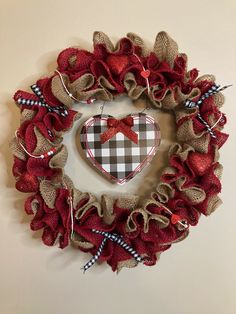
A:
[80,113,161,184]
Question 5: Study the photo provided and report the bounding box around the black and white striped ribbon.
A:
[184,84,232,138]
[16,84,68,117]
[81,229,143,273]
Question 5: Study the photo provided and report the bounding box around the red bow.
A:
[100,116,138,144]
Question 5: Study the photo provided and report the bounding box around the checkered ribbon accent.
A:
[82,229,143,273]
[80,113,161,184]
[184,84,232,138]
[16,84,68,117]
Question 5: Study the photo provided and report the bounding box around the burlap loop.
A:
[40,179,58,209]
[116,194,139,210]
[150,85,201,110]
[126,208,148,232]
[71,232,94,249]
[160,88,179,110]
[214,163,223,180]
[39,174,74,209]
[195,74,215,84]
[175,87,201,112]
[116,258,139,273]
[175,176,206,204]
[71,73,95,92]
[176,118,208,142]
[63,174,75,191]
[49,145,68,169]
[33,127,59,155]
[20,109,36,123]
[214,92,225,109]
[52,71,114,106]
[101,194,115,225]
[51,74,74,108]
[9,137,26,161]
[124,72,147,99]
[205,194,223,216]
[93,31,114,52]
[74,193,103,220]
[126,200,169,233]
[154,182,175,203]
[28,197,40,215]
[74,85,113,101]
[126,32,149,57]
[154,31,179,67]
[187,133,211,154]
[168,142,195,161]
[97,76,116,91]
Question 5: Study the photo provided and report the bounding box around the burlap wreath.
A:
[10,31,229,272]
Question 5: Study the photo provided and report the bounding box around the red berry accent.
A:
[188,152,213,176]
[141,69,150,79]
[171,214,181,225]
[106,55,129,75]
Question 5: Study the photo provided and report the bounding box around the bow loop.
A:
[121,116,134,127]
[100,116,138,144]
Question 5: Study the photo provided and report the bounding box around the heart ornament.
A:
[80,113,161,184]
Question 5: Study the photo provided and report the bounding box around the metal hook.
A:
[100,101,106,116]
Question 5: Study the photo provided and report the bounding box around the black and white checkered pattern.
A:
[16,84,68,117]
[81,229,143,273]
[80,113,161,184]
[184,84,232,138]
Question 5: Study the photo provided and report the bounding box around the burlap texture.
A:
[33,127,60,155]
[205,194,223,215]
[153,31,178,67]
[93,31,114,52]
[51,74,74,108]
[154,182,175,203]
[126,32,149,57]
[175,176,206,204]
[40,179,58,209]
[124,72,147,99]
[101,194,115,225]
[20,109,36,123]
[9,137,26,161]
[168,142,195,161]
[116,194,139,210]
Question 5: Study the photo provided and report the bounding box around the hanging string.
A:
[100,101,106,116]
[154,200,189,230]
[184,84,232,138]
[133,53,151,96]
[55,70,96,104]
[14,131,57,159]
[132,53,152,113]
[61,177,74,240]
